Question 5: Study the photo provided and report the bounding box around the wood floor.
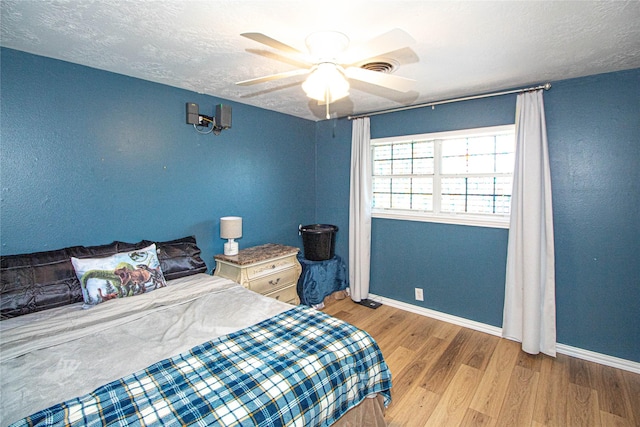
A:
[321,295,640,427]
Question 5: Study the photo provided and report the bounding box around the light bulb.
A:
[302,63,350,103]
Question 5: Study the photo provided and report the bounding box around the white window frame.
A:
[371,124,515,229]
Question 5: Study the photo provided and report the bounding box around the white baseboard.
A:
[368,294,640,374]
[555,344,640,374]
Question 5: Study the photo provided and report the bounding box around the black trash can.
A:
[300,224,338,261]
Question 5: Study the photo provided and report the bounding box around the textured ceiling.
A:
[1,0,639,121]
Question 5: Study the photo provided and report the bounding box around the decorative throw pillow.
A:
[71,244,167,306]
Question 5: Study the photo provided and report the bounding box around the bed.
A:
[0,237,391,426]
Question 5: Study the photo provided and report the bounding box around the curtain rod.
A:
[347,82,552,120]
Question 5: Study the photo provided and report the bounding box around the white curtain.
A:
[503,90,557,356]
[349,117,372,302]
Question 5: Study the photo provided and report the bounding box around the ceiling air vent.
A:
[359,61,397,74]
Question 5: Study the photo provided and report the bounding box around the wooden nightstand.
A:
[213,243,302,304]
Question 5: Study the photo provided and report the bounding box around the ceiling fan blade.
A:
[344,67,415,93]
[241,32,304,56]
[236,68,309,86]
[345,28,416,64]
[245,48,313,69]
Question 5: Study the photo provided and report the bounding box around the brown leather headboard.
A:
[0,236,207,320]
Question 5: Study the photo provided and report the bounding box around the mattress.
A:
[0,274,293,424]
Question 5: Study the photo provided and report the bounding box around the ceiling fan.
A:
[236,28,417,118]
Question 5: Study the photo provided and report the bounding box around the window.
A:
[371,125,515,228]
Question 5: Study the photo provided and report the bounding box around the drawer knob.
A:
[269,278,281,286]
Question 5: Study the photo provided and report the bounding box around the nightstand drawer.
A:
[249,267,298,294]
[264,285,299,304]
[245,256,296,280]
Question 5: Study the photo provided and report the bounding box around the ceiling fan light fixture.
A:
[302,63,350,103]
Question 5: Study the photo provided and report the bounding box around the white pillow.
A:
[71,244,167,306]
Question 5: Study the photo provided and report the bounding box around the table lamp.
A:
[220,216,242,255]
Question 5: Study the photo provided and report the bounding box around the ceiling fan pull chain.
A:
[325,87,331,119]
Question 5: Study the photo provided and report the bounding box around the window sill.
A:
[372,210,510,229]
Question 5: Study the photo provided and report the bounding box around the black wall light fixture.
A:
[186,103,232,135]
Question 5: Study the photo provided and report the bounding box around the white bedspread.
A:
[0,274,293,426]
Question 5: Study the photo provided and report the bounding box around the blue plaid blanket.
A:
[12,306,391,427]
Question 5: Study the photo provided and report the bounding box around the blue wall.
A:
[314,119,354,260]
[546,71,640,362]
[315,69,640,362]
[0,48,317,267]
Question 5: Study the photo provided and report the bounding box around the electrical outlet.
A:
[415,288,424,301]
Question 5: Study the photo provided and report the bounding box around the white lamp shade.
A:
[220,216,242,239]
[301,63,350,103]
